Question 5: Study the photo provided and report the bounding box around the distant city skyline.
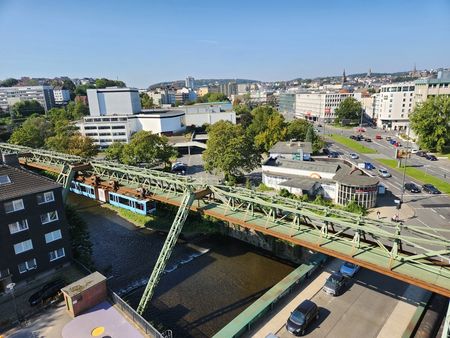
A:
[0,0,449,88]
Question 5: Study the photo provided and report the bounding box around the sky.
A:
[0,0,449,88]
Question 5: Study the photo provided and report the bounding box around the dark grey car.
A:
[286,299,319,336]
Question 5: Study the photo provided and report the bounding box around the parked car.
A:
[355,127,366,132]
[411,148,419,154]
[416,151,427,157]
[425,154,438,161]
[350,153,359,159]
[285,299,320,336]
[422,184,441,194]
[364,137,372,142]
[322,148,330,155]
[328,151,339,158]
[339,262,360,278]
[358,162,375,170]
[389,139,396,145]
[349,135,357,140]
[375,134,382,140]
[317,124,323,127]
[323,272,346,296]
[378,169,391,178]
[386,136,392,141]
[404,182,421,193]
[29,279,66,306]
[355,135,364,141]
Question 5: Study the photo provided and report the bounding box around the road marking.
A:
[439,214,446,219]
[431,209,438,213]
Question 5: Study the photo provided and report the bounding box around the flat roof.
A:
[333,168,379,186]
[269,141,313,155]
[278,177,319,190]
[62,271,106,297]
[0,164,61,202]
[134,109,185,117]
[264,158,339,174]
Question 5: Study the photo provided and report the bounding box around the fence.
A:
[109,291,165,338]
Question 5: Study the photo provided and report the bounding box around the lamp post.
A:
[399,126,411,204]
[6,282,19,323]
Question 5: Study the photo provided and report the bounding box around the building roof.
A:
[0,165,61,202]
[62,271,106,297]
[135,109,185,117]
[333,167,379,186]
[264,158,339,174]
[269,141,312,155]
[278,177,319,191]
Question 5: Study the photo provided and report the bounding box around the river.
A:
[68,193,296,337]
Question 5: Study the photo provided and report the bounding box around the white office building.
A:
[185,76,195,89]
[78,87,185,147]
[295,91,362,122]
[86,87,141,116]
[0,85,54,112]
[53,89,71,104]
[373,82,415,131]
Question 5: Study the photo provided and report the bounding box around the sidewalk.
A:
[368,196,415,223]
[248,259,341,338]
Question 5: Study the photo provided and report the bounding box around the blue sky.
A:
[0,0,449,87]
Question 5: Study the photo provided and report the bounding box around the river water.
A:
[68,194,296,337]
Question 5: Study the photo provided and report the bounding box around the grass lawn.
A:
[376,158,450,194]
[328,134,378,154]
[437,153,450,160]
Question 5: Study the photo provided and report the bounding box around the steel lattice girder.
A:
[1,143,450,297]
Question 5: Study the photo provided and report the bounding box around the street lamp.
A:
[6,282,19,323]
[399,126,411,204]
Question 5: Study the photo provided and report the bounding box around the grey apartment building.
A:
[0,85,55,112]
[0,154,71,291]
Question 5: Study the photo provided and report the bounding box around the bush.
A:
[258,183,274,192]
[343,200,367,215]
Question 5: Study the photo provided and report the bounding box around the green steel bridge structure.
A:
[1,143,449,323]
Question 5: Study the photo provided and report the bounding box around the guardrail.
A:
[109,291,164,338]
[213,253,327,338]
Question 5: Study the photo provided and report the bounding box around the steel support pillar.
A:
[137,191,196,315]
[443,299,450,338]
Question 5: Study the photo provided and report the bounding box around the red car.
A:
[375,135,382,140]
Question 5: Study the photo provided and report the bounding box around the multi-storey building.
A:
[0,154,71,291]
[295,91,362,122]
[53,88,71,105]
[147,88,176,107]
[175,87,197,104]
[0,86,55,112]
[414,70,450,105]
[87,87,141,116]
[77,87,185,147]
[218,82,237,98]
[185,76,195,89]
[373,82,415,131]
[278,93,296,121]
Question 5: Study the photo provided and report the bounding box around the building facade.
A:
[185,76,195,89]
[87,88,141,116]
[0,155,71,290]
[374,82,415,131]
[278,93,296,121]
[414,70,450,105]
[0,86,55,112]
[219,82,237,98]
[175,102,236,127]
[53,89,71,105]
[295,92,362,122]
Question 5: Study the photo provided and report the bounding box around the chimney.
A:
[2,153,20,167]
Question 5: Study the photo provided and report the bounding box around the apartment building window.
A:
[14,239,33,254]
[4,199,24,213]
[85,126,97,130]
[37,191,55,205]
[49,248,65,262]
[0,175,11,185]
[18,258,37,274]
[98,126,110,130]
[8,219,29,234]
[111,125,125,129]
[45,230,62,243]
[40,211,58,224]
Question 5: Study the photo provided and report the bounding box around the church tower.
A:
[342,69,347,84]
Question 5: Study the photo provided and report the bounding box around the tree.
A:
[104,142,125,161]
[0,78,19,87]
[247,105,278,138]
[67,134,98,157]
[196,92,229,103]
[74,84,95,96]
[286,119,311,141]
[234,103,251,115]
[203,121,260,180]
[305,125,315,143]
[140,93,154,109]
[95,78,126,89]
[9,115,54,147]
[254,113,287,152]
[120,131,177,167]
[335,97,362,123]
[410,96,450,152]
[11,100,44,118]
[66,101,89,120]
[62,79,76,91]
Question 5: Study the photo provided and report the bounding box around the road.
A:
[250,259,428,338]
[321,124,450,235]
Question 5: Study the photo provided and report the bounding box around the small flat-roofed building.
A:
[62,271,107,317]
[269,141,313,161]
